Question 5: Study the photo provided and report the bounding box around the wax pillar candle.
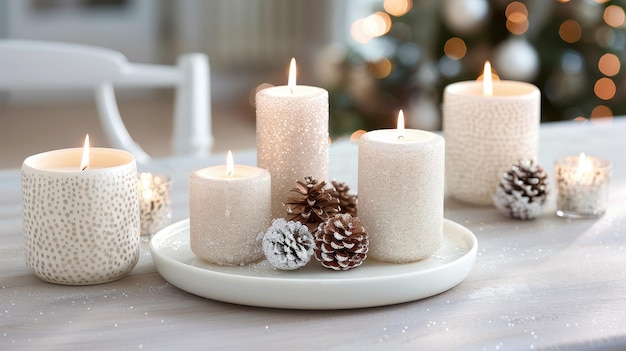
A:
[256,58,329,218]
[189,151,271,266]
[358,111,445,263]
[443,62,540,205]
[21,137,140,285]
[555,153,611,218]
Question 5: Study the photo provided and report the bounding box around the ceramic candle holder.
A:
[443,80,540,205]
[555,155,611,218]
[21,148,140,285]
[138,173,172,237]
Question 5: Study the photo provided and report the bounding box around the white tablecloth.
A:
[1,118,625,350]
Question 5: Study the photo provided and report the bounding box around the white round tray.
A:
[150,218,477,310]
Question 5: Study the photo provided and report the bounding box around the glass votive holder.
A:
[138,173,172,237]
[555,153,611,219]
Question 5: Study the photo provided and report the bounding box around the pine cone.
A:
[314,213,368,271]
[284,176,340,232]
[493,160,549,220]
[262,218,314,270]
[330,180,357,216]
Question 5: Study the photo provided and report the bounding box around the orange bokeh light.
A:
[604,5,625,28]
[384,0,412,17]
[444,37,467,60]
[559,19,582,43]
[598,53,621,76]
[594,77,616,100]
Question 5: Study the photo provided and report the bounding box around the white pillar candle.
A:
[555,153,612,218]
[358,111,445,263]
[189,151,271,266]
[256,58,329,218]
[443,61,540,205]
[21,136,140,285]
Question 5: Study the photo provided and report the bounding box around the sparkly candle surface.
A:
[189,164,271,266]
[555,154,611,218]
[443,80,540,205]
[21,147,140,285]
[138,173,172,236]
[256,85,329,218]
[358,129,445,263]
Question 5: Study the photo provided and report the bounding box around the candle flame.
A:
[288,57,297,92]
[397,110,405,139]
[483,61,493,96]
[578,153,592,173]
[80,134,90,171]
[226,150,234,177]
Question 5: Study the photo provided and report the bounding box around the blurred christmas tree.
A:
[320,0,626,137]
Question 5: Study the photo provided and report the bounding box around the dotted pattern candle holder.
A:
[21,148,140,285]
[555,155,611,218]
[138,173,172,236]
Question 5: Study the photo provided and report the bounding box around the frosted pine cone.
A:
[284,176,340,232]
[330,180,357,216]
[494,160,549,220]
[314,213,368,271]
[262,218,314,270]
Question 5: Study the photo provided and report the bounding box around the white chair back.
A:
[0,40,212,163]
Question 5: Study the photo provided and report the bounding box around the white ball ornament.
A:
[442,0,489,34]
[494,37,539,81]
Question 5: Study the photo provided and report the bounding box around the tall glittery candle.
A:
[189,151,271,266]
[256,58,329,218]
[443,61,540,205]
[358,111,445,263]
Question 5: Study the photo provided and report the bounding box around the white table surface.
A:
[1,118,625,350]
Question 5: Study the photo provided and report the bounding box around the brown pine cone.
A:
[284,176,340,232]
[314,213,368,271]
[330,180,357,216]
[493,160,549,220]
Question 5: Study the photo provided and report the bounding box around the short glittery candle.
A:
[256,59,329,218]
[358,120,445,263]
[21,146,140,285]
[189,153,271,266]
[555,153,611,218]
[443,63,540,205]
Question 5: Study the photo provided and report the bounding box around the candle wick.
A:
[397,135,405,140]
[81,165,89,171]
[227,170,234,177]
[289,87,294,94]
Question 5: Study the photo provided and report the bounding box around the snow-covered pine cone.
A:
[262,218,314,270]
[314,213,368,271]
[494,160,549,220]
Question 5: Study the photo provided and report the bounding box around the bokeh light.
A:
[603,5,625,28]
[444,37,467,60]
[559,19,582,43]
[363,12,392,38]
[369,57,393,79]
[598,53,621,76]
[594,77,616,100]
[505,2,529,35]
[350,130,367,142]
[591,105,613,119]
[383,0,412,17]
[351,18,370,44]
